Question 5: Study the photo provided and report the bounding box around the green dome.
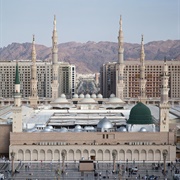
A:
[127,102,153,124]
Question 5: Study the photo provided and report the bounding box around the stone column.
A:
[61,151,66,173]
[112,150,117,172]
[163,150,168,173]
[10,151,15,174]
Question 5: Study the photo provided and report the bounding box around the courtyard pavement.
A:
[0,160,179,179]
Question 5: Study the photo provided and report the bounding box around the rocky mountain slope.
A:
[0,40,180,73]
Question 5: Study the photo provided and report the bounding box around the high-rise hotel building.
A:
[101,60,180,99]
[0,61,75,99]
[0,16,76,100]
[100,17,180,101]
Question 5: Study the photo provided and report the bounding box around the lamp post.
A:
[10,151,15,174]
[112,150,117,173]
[162,150,168,174]
[61,151,66,174]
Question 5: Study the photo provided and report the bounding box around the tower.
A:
[12,62,22,132]
[138,35,147,103]
[51,15,59,99]
[29,35,38,107]
[116,15,124,100]
[159,59,170,132]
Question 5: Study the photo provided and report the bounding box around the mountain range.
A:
[0,40,180,73]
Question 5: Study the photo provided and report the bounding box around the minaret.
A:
[51,15,59,99]
[138,35,147,103]
[29,35,38,108]
[116,15,124,100]
[12,62,22,132]
[159,59,170,132]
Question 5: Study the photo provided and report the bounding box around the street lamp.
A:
[10,151,15,174]
[162,150,168,174]
[112,150,117,173]
[61,150,66,174]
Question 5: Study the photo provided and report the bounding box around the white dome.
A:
[73,94,78,98]
[84,126,95,130]
[85,94,91,98]
[60,127,68,132]
[97,94,103,98]
[46,125,53,129]
[43,126,53,132]
[108,96,124,103]
[110,94,116,98]
[61,94,66,98]
[91,94,96,98]
[80,97,96,103]
[139,127,147,132]
[54,96,68,103]
[97,117,113,129]
[118,126,127,132]
[75,125,82,129]
[79,94,84,98]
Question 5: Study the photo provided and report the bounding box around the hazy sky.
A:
[0,0,180,48]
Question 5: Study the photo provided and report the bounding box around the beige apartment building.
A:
[0,61,76,99]
[100,60,180,100]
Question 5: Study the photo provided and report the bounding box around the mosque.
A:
[0,16,178,162]
[7,60,176,162]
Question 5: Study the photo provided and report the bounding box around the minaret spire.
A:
[116,15,124,100]
[15,61,20,85]
[120,15,122,31]
[53,15,57,30]
[12,61,22,132]
[29,35,38,108]
[52,14,58,64]
[32,34,36,64]
[140,34,145,64]
[118,15,124,64]
[139,34,147,103]
[159,58,170,132]
[51,15,59,99]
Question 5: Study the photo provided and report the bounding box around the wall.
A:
[0,124,12,155]
[10,131,175,146]
[9,144,176,162]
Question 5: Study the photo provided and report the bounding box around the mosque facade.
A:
[10,131,175,162]
[9,81,176,162]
